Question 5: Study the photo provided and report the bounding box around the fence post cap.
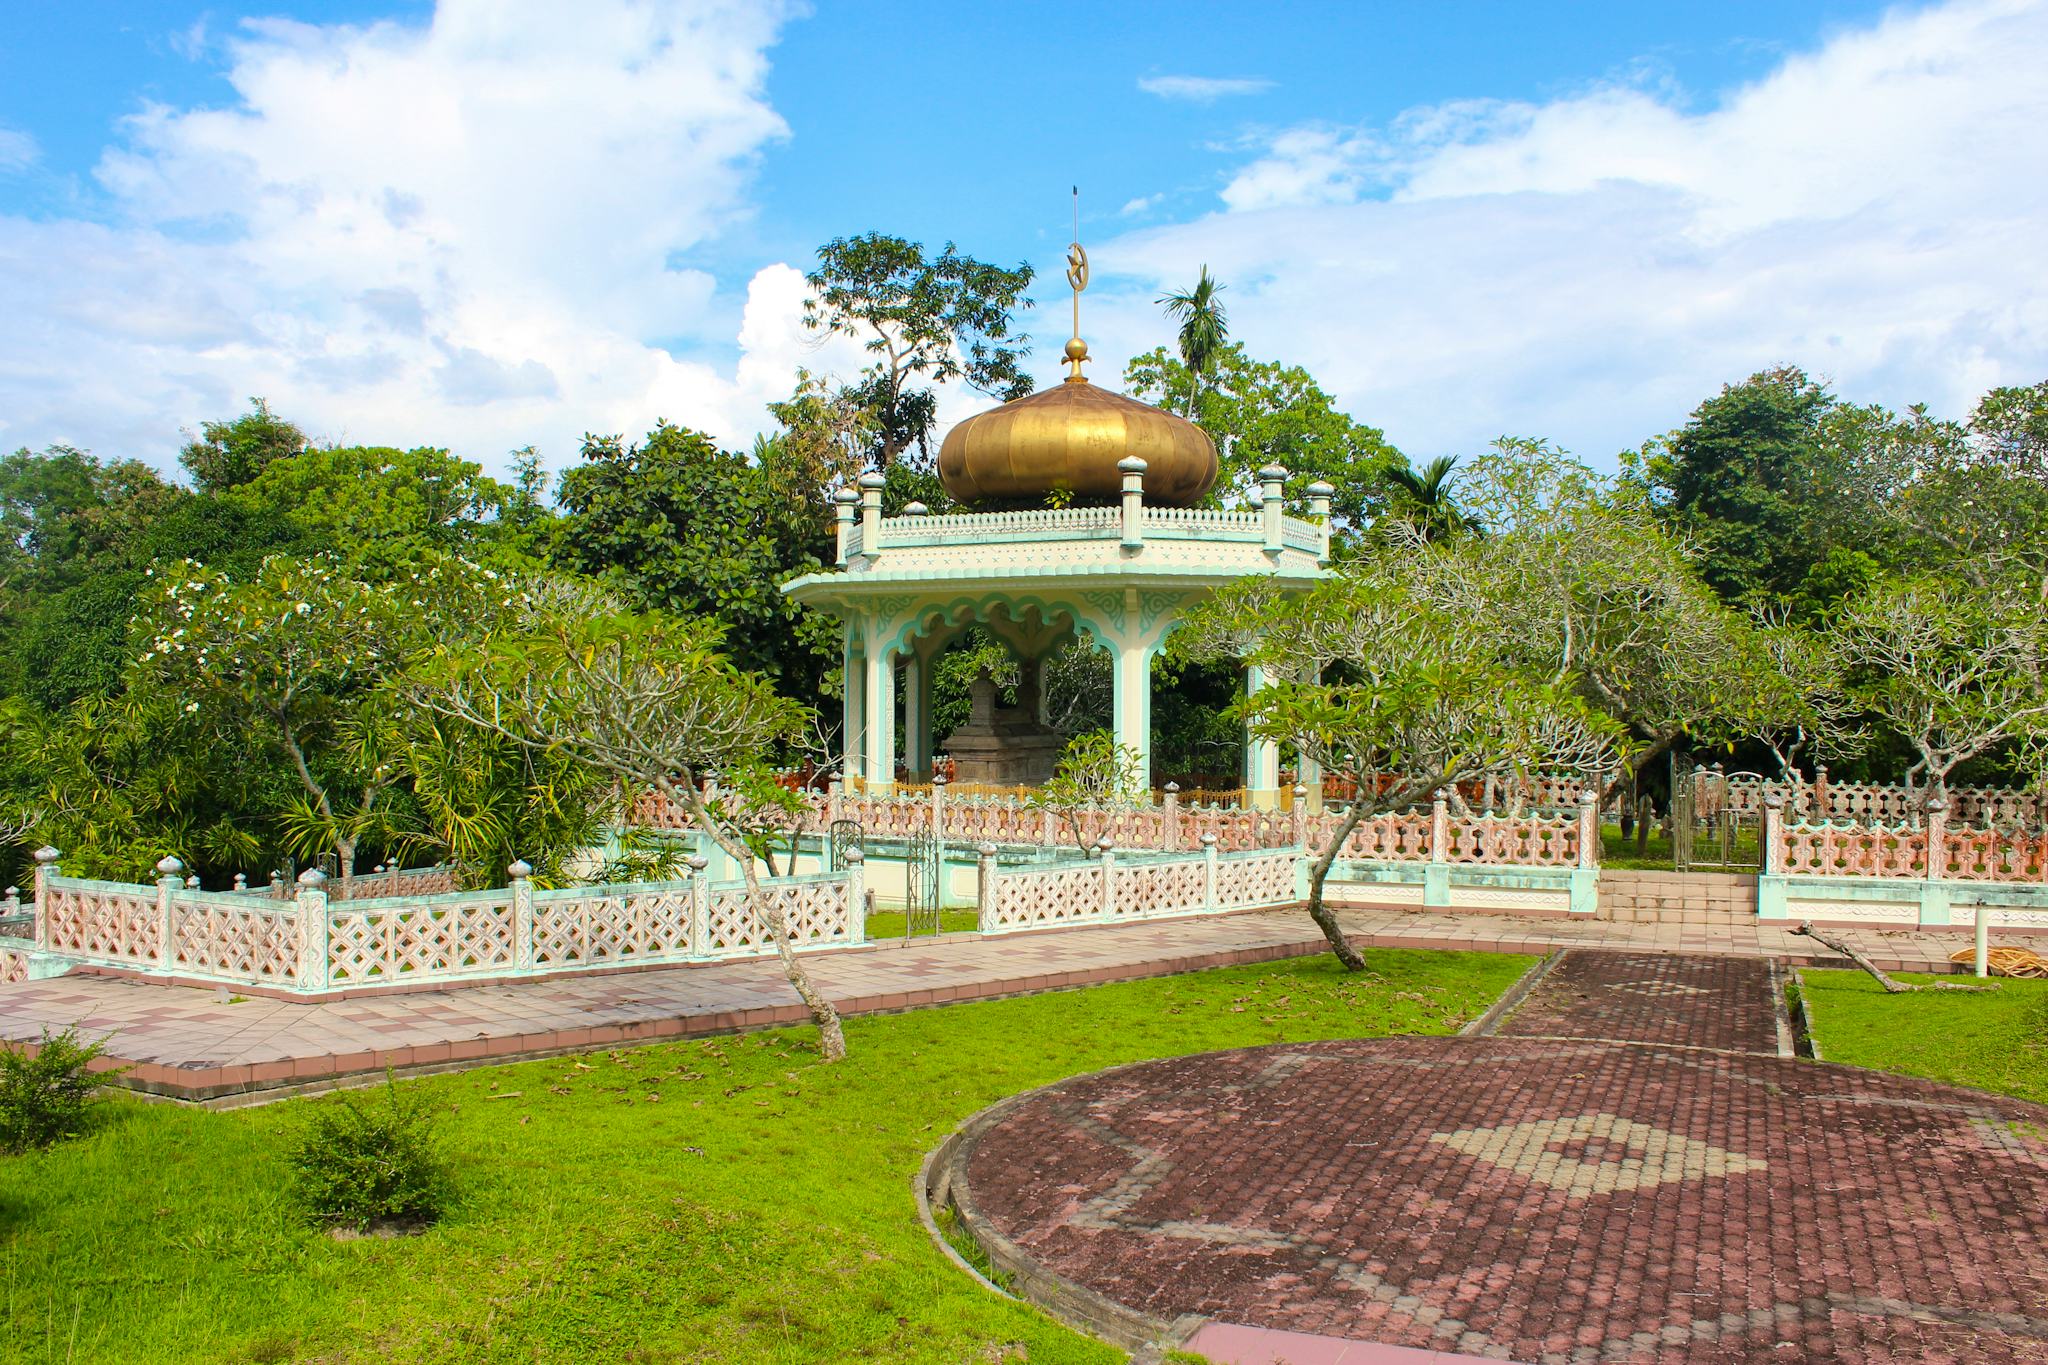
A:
[1925,796,1949,813]
[1095,838,1115,852]
[840,847,864,865]
[932,773,948,787]
[185,875,201,889]
[1292,784,1307,798]
[507,859,533,880]
[977,841,997,856]
[1432,787,1451,802]
[685,854,710,871]
[1578,789,1599,805]
[297,868,327,887]
[156,855,184,877]
[1763,792,1786,809]
[1200,832,1219,847]
[32,846,59,865]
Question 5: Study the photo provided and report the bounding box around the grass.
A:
[1797,967,2048,1105]
[1596,823,1762,872]
[860,909,981,938]
[0,947,1530,1365]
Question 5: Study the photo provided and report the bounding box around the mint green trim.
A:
[1423,863,1451,908]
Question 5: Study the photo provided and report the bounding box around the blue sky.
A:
[2,0,2043,478]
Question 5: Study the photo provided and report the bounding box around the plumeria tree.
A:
[1031,730,1147,854]
[1830,577,2048,803]
[415,607,849,1061]
[1421,441,1789,808]
[1185,562,1620,970]
[131,552,523,880]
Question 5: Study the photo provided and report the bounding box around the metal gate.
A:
[827,819,863,873]
[902,827,943,937]
[1672,755,1757,872]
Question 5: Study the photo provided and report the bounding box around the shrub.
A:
[0,1027,122,1153]
[288,1076,454,1232]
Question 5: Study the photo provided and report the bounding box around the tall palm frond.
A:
[1158,267,1229,417]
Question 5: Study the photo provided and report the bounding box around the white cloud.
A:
[0,127,37,172]
[1088,0,2048,465]
[0,0,828,473]
[1119,195,1159,216]
[1138,75,1274,103]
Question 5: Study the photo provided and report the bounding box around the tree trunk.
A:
[683,784,849,1060]
[1303,801,1370,972]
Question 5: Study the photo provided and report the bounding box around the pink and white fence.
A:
[1767,809,2048,883]
[1712,770,2043,828]
[633,782,1589,868]
[975,843,1297,935]
[8,847,865,996]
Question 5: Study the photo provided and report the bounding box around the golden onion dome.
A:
[937,373,1220,507]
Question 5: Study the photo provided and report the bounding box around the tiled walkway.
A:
[951,950,2048,1365]
[0,906,1986,1103]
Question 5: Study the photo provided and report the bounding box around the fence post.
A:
[1578,791,1599,871]
[975,842,998,933]
[154,856,183,975]
[269,871,285,900]
[1761,793,1785,875]
[31,847,58,951]
[1430,789,1450,863]
[1041,803,1058,849]
[1813,763,1830,816]
[1099,840,1117,919]
[1923,798,1948,880]
[686,854,710,957]
[508,860,534,971]
[842,846,866,943]
[827,773,843,826]
[1920,797,1952,929]
[1163,782,1181,851]
[1291,785,1308,848]
[931,773,948,873]
[1201,833,1219,910]
[295,868,330,994]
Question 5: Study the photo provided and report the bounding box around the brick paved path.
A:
[957,1037,2048,1364]
[1490,952,1785,1054]
[0,908,1995,1102]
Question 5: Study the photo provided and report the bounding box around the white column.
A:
[864,647,897,792]
[1111,642,1153,789]
[842,628,866,783]
[1245,664,1280,808]
[903,652,930,780]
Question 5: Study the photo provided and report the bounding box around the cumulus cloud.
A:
[1137,75,1274,103]
[0,0,846,472]
[1092,0,2048,465]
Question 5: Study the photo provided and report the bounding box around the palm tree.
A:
[1382,456,1476,542]
[1158,267,1229,417]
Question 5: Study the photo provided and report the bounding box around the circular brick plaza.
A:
[950,1036,2048,1363]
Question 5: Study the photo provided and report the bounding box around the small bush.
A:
[0,1027,122,1154]
[288,1076,453,1232]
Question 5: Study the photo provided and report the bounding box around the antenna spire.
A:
[1064,186,1091,382]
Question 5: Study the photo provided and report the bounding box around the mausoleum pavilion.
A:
[782,249,1334,803]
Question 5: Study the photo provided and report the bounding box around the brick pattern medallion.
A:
[959,1038,2048,1364]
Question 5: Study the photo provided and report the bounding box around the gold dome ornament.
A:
[938,218,1219,507]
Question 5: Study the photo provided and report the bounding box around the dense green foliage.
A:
[0,1028,121,1154]
[287,1078,455,1232]
[0,951,1527,1363]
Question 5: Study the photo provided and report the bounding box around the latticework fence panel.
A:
[1444,814,1578,867]
[1113,859,1207,918]
[1213,851,1297,907]
[326,896,517,984]
[41,881,160,964]
[989,864,1104,931]
[168,897,300,983]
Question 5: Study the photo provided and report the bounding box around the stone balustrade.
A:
[2,849,866,997]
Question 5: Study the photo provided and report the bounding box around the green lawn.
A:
[860,909,981,938]
[1797,967,2048,1105]
[0,948,1530,1365]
